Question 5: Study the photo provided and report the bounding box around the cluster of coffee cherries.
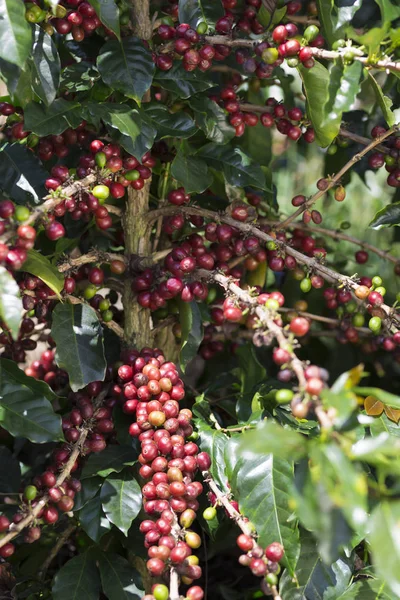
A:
[0,200,35,271]
[365,126,400,189]
[23,0,107,41]
[25,348,69,392]
[109,348,207,599]
[236,535,284,594]
[0,380,113,558]
[0,315,39,364]
[68,264,123,324]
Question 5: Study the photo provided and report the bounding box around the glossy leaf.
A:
[316,0,362,44]
[368,72,395,126]
[74,477,103,510]
[178,0,224,28]
[171,148,213,193]
[370,411,400,438]
[0,142,48,205]
[0,446,21,494]
[323,61,362,136]
[0,0,32,68]
[81,445,137,479]
[178,299,203,372]
[369,500,400,597]
[189,96,235,144]
[0,359,62,443]
[145,103,197,140]
[298,61,339,148]
[196,144,270,191]
[97,552,143,600]
[351,432,400,464]
[374,0,400,22]
[52,551,101,600]
[101,471,141,535]
[88,0,120,38]
[83,102,141,140]
[370,202,400,228]
[31,25,60,106]
[154,62,215,99]
[51,303,106,392]
[195,421,229,491]
[235,344,266,421]
[97,37,154,103]
[231,452,300,574]
[23,250,64,298]
[0,266,22,340]
[79,493,111,543]
[364,395,384,416]
[238,420,308,460]
[279,529,352,600]
[24,99,82,137]
[337,579,399,599]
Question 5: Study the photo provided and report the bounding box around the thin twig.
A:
[39,522,77,580]
[57,249,126,273]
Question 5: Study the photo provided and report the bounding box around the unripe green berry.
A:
[102,309,114,322]
[275,389,294,404]
[92,184,110,201]
[24,485,37,501]
[84,284,97,300]
[345,300,357,313]
[332,39,346,50]
[340,221,351,229]
[372,276,383,288]
[124,169,140,181]
[153,584,169,600]
[369,316,382,333]
[327,144,337,155]
[304,25,319,42]
[265,573,278,586]
[265,298,280,311]
[197,21,208,34]
[375,286,386,296]
[95,152,107,168]
[99,299,110,312]
[14,206,30,222]
[286,57,300,68]
[300,278,312,293]
[267,241,277,251]
[352,313,365,327]
[203,506,217,521]
[262,47,279,64]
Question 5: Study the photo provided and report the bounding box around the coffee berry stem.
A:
[202,471,283,600]
[57,249,126,273]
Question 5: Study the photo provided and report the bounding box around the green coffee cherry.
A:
[265,573,278,586]
[95,152,107,168]
[276,389,294,404]
[14,205,30,222]
[102,309,114,322]
[345,300,357,313]
[304,25,320,42]
[203,506,217,521]
[287,57,300,68]
[84,284,97,300]
[153,584,169,600]
[332,39,346,50]
[352,313,365,327]
[24,485,37,501]
[369,316,382,333]
[206,287,217,304]
[265,298,280,311]
[55,4,67,17]
[266,240,277,251]
[375,286,386,296]
[197,21,208,34]
[327,144,337,155]
[372,276,383,288]
[340,221,351,230]
[92,184,110,201]
[119,13,130,25]
[262,47,279,65]
[300,277,312,293]
[98,299,110,312]
[124,169,140,181]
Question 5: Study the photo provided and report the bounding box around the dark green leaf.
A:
[88,0,120,38]
[79,494,111,542]
[52,551,101,600]
[355,387,400,408]
[0,266,22,340]
[368,72,395,126]
[0,359,62,443]
[97,37,154,103]
[23,250,64,298]
[238,420,308,460]
[97,552,144,600]
[231,452,300,575]
[370,202,400,228]
[178,299,203,372]
[178,0,224,28]
[279,529,352,600]
[81,445,137,479]
[195,422,229,491]
[196,144,270,191]
[189,96,235,144]
[31,25,60,106]
[0,446,21,494]
[109,115,156,161]
[298,61,339,148]
[83,102,141,140]
[74,477,103,511]
[323,61,362,135]
[0,142,48,204]
[51,303,106,392]
[235,344,266,421]
[337,579,399,599]
[24,99,82,137]
[0,0,32,68]
[154,62,215,99]
[60,62,100,93]
[369,500,400,597]
[101,471,141,535]
[144,103,197,140]
[171,149,213,193]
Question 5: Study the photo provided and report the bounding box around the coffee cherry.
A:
[0,515,10,532]
[24,485,38,501]
[289,317,310,337]
[369,316,382,333]
[237,534,254,551]
[0,543,15,558]
[203,506,217,521]
[265,542,284,562]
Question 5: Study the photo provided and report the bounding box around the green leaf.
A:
[0,446,21,494]
[374,0,400,22]
[0,142,48,204]
[370,202,400,228]
[23,250,64,298]
[101,471,141,535]
[154,62,215,99]
[351,432,400,464]
[88,0,120,38]
[144,103,197,140]
[97,37,154,103]
[323,61,362,134]
[171,149,213,193]
[83,102,141,141]
[337,579,400,599]
[298,61,340,148]
[60,62,100,93]
[79,494,111,542]
[51,303,106,392]
[321,389,358,427]
[369,500,400,597]
[178,299,203,372]
[97,552,144,600]
[24,99,82,137]
[235,344,266,421]
[355,387,400,408]
[231,451,300,575]
[368,72,396,126]
[370,411,400,438]
[0,0,32,68]
[238,421,308,461]
[189,96,235,144]
[0,359,62,443]
[178,0,224,28]
[194,421,229,491]
[81,445,137,479]
[74,477,103,510]
[196,144,270,191]
[279,529,352,600]
[316,0,362,45]
[52,551,101,600]
[31,25,60,106]
[0,266,22,340]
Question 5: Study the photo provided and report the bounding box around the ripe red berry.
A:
[290,317,310,337]
[265,542,284,562]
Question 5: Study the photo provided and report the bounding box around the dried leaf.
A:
[384,405,400,424]
[364,395,384,417]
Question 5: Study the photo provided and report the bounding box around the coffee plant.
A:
[1,0,400,598]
